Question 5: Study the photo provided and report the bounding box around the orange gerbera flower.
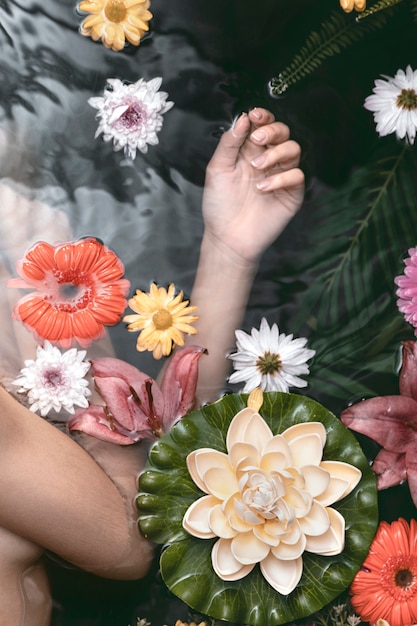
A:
[350,518,417,626]
[8,238,130,348]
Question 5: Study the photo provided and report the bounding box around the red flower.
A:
[341,341,417,505]
[8,238,130,348]
[67,345,206,445]
[350,518,417,626]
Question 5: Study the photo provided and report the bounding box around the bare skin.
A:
[0,107,304,625]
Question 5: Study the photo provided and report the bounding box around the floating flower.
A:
[339,0,366,11]
[123,283,199,359]
[364,66,417,145]
[350,518,417,626]
[89,77,174,159]
[12,341,91,417]
[341,340,417,507]
[395,247,417,334]
[78,0,152,52]
[182,392,361,595]
[228,318,315,393]
[68,345,206,444]
[8,238,130,348]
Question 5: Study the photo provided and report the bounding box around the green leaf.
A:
[137,392,378,626]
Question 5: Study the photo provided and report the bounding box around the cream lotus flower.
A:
[182,403,361,595]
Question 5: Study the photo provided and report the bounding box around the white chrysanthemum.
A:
[12,341,91,417]
[228,317,315,393]
[88,77,174,159]
[364,66,417,145]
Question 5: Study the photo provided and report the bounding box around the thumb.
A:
[208,113,250,171]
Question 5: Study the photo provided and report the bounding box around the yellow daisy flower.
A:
[339,0,366,11]
[78,0,152,52]
[123,283,199,359]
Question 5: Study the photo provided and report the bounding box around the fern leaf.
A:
[270,9,389,95]
[356,0,405,19]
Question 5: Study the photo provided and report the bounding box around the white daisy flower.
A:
[12,341,91,417]
[364,65,417,145]
[88,76,174,159]
[228,317,315,393]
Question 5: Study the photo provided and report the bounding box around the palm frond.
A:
[290,143,417,402]
[269,8,390,95]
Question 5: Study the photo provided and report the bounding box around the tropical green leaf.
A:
[137,392,378,626]
[288,143,417,403]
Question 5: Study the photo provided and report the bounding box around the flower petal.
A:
[305,507,345,556]
[318,461,362,502]
[260,553,303,595]
[212,538,255,580]
[68,406,135,445]
[231,531,270,565]
[298,500,330,536]
[287,432,324,468]
[186,449,236,496]
[226,408,273,453]
[373,449,407,490]
[399,340,417,400]
[182,495,218,539]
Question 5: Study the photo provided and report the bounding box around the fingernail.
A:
[251,129,267,142]
[256,179,271,191]
[250,108,262,120]
[251,154,266,168]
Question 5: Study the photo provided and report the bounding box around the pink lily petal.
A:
[372,449,407,490]
[405,443,417,508]
[160,345,207,431]
[399,341,417,400]
[68,405,136,445]
[340,395,417,452]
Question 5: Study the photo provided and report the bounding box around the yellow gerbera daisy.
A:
[78,0,152,52]
[339,0,366,11]
[123,283,199,359]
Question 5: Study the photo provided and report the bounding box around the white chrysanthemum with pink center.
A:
[364,66,417,145]
[89,77,174,159]
[183,406,361,595]
[12,341,91,417]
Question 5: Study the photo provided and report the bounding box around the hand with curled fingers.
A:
[202,107,305,265]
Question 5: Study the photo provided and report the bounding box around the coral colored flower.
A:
[339,0,366,11]
[364,66,417,145]
[395,247,417,334]
[341,340,417,506]
[89,77,174,159]
[182,400,361,595]
[123,283,199,359]
[68,345,206,444]
[350,518,417,626]
[228,317,315,393]
[78,0,152,52]
[12,341,91,417]
[8,238,130,348]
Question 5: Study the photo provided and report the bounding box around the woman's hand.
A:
[202,108,305,266]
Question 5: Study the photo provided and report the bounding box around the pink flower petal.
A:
[399,340,417,400]
[67,406,136,445]
[373,449,407,489]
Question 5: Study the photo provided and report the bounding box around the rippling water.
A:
[2,0,417,623]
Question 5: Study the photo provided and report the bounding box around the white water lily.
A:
[183,405,361,595]
[228,317,315,393]
[364,66,417,145]
[89,76,174,159]
[12,341,91,417]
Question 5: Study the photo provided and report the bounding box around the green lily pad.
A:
[137,392,378,626]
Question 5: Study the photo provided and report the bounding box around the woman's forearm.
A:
[187,234,258,405]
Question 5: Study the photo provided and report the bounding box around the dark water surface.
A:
[2,0,417,623]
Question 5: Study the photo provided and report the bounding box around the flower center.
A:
[396,88,417,111]
[152,309,173,330]
[381,555,417,599]
[104,0,127,23]
[396,568,414,590]
[49,270,93,312]
[42,367,64,389]
[256,351,282,376]
[119,103,147,130]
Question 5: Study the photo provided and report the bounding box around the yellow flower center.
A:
[256,351,282,375]
[396,88,417,111]
[104,0,127,23]
[152,309,173,330]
